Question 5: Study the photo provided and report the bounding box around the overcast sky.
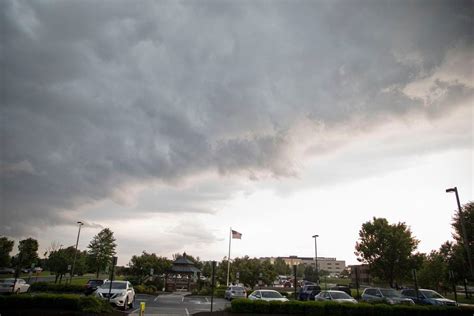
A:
[1,0,472,266]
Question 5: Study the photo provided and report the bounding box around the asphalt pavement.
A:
[127,292,230,316]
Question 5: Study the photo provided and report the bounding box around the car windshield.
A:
[101,282,126,289]
[380,289,401,297]
[331,292,352,299]
[420,290,443,299]
[306,286,315,291]
[88,280,103,285]
[262,291,283,298]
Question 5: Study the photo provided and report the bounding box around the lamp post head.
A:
[312,234,319,238]
[446,187,457,193]
[77,221,83,225]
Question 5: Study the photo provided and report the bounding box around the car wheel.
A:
[15,288,20,294]
[122,297,128,311]
[129,296,134,308]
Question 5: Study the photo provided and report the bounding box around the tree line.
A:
[0,228,117,283]
[355,201,473,290]
[1,200,471,290]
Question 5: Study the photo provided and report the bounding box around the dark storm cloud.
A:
[1,0,472,236]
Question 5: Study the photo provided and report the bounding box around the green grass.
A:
[324,277,350,286]
[444,293,474,305]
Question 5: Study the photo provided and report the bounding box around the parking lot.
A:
[128,292,230,315]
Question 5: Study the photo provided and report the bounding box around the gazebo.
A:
[165,253,201,292]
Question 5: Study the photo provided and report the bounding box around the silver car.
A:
[361,288,414,305]
[248,290,289,302]
[95,281,135,310]
[315,290,357,303]
[0,278,30,294]
[224,285,247,300]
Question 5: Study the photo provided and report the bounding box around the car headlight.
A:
[120,290,127,297]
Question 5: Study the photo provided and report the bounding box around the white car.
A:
[0,278,30,294]
[95,281,135,310]
[314,290,358,303]
[248,290,289,302]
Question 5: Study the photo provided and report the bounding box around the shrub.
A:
[0,293,112,313]
[30,282,85,293]
[134,284,158,295]
[230,299,474,316]
[214,288,226,298]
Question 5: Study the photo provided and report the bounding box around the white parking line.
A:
[205,297,209,302]
[131,308,140,314]
[154,295,159,302]
[185,308,190,316]
[182,296,184,302]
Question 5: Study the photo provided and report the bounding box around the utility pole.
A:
[70,221,84,284]
[446,187,473,279]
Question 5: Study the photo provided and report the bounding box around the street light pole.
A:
[70,221,84,284]
[446,187,473,279]
[312,234,319,284]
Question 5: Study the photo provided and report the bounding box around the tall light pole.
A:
[70,221,84,284]
[446,187,473,279]
[312,234,319,284]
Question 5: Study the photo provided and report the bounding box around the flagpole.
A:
[227,227,232,286]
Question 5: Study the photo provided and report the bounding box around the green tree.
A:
[128,251,171,284]
[18,238,39,268]
[273,258,290,275]
[303,265,317,282]
[451,201,474,280]
[296,263,305,278]
[87,228,117,278]
[47,247,88,283]
[417,251,447,292]
[201,261,213,278]
[260,259,278,286]
[355,217,419,288]
[0,237,14,267]
[440,241,467,282]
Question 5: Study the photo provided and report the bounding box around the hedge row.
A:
[0,294,113,313]
[30,282,85,293]
[230,299,474,316]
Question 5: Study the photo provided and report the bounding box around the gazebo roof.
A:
[167,252,201,274]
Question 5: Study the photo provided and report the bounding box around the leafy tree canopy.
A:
[87,228,117,278]
[128,251,171,284]
[0,237,14,267]
[18,238,39,268]
[355,217,419,288]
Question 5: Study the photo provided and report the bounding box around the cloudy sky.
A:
[1,0,472,266]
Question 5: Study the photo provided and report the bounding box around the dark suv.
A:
[298,284,321,300]
[84,279,106,296]
[400,288,457,306]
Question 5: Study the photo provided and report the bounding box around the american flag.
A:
[232,230,242,239]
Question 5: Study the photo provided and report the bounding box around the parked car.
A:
[95,281,135,310]
[84,279,107,296]
[0,278,30,294]
[400,288,457,306]
[298,284,321,300]
[248,290,289,302]
[0,268,15,274]
[330,285,351,296]
[314,290,358,304]
[361,288,414,305]
[31,267,43,273]
[224,285,247,300]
